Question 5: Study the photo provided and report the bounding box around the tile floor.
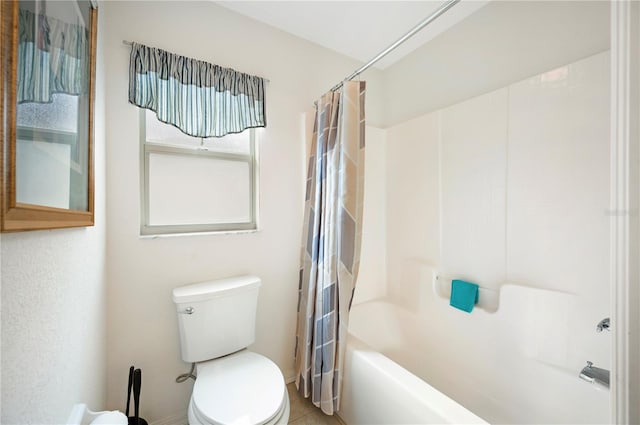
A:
[287,383,344,425]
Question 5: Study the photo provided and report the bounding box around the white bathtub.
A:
[339,300,488,424]
[341,284,612,424]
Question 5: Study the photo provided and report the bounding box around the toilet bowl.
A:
[172,276,290,425]
[188,350,289,425]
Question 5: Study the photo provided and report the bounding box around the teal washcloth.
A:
[450,279,479,313]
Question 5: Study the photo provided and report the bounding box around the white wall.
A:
[102,2,383,422]
[381,1,610,128]
[385,51,610,423]
[0,7,108,424]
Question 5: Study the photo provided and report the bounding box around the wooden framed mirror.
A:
[1,0,97,232]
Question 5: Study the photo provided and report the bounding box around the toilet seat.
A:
[189,350,289,425]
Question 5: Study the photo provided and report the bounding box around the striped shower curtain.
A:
[295,81,366,415]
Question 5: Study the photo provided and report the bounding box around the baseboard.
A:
[148,410,188,425]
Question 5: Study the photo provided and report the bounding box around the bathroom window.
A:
[140,110,258,236]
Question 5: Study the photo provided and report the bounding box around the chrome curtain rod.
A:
[329,0,460,92]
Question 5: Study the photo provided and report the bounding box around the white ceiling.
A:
[216,1,489,69]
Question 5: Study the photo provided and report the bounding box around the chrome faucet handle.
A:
[596,317,610,332]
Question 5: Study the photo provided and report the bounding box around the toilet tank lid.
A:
[172,275,261,304]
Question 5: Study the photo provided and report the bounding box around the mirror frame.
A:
[0,0,97,232]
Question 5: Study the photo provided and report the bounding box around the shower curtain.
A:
[294,81,366,415]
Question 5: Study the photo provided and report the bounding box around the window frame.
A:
[139,110,259,236]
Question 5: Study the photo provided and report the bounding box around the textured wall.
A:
[0,7,107,424]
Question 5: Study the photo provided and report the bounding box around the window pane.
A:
[16,93,78,132]
[16,140,71,209]
[147,152,251,226]
[145,110,251,155]
[202,132,251,155]
[145,110,194,147]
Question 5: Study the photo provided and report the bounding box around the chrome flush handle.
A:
[180,307,195,315]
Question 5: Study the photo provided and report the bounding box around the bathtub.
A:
[339,300,488,424]
[340,283,612,424]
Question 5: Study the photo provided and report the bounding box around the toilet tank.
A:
[172,275,261,363]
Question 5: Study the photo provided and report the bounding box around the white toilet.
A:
[172,275,290,425]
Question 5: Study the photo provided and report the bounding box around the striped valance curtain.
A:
[128,42,267,138]
[17,8,89,103]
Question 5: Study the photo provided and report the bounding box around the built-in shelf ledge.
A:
[432,271,500,313]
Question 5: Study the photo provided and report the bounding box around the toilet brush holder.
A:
[127,417,148,425]
[126,367,148,425]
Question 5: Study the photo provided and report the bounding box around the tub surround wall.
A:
[0,8,108,424]
[383,51,610,423]
[352,126,387,305]
[383,112,439,311]
[102,2,383,422]
[440,89,508,291]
